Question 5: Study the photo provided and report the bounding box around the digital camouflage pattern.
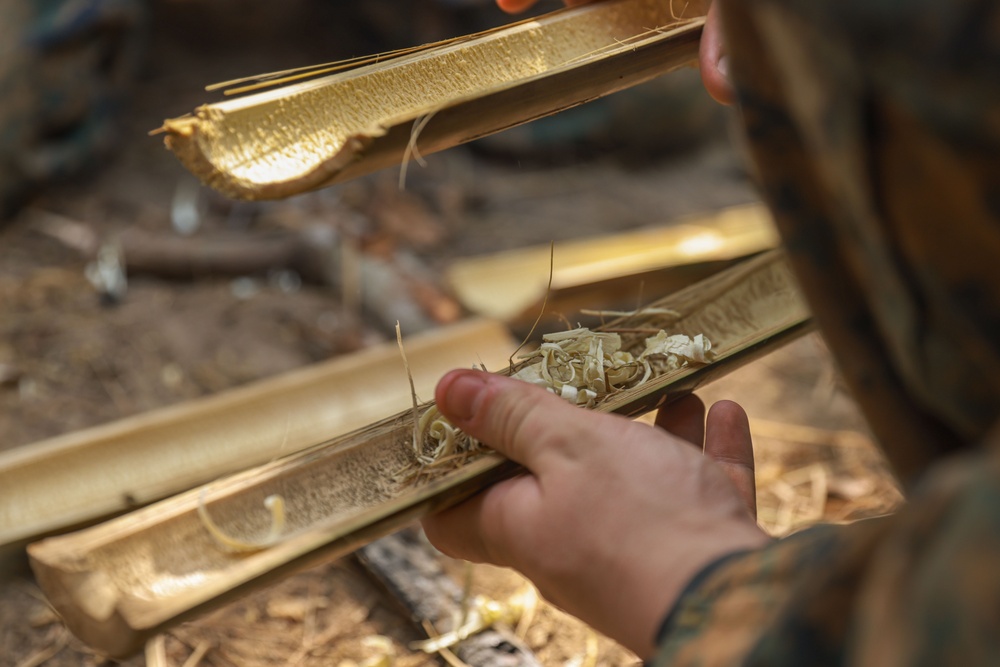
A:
[655,0,1000,664]
[0,0,147,216]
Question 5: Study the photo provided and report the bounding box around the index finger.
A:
[434,369,610,471]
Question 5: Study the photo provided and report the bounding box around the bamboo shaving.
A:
[572,631,599,667]
[420,622,470,667]
[412,589,533,654]
[513,327,711,407]
[507,242,556,371]
[395,321,422,457]
[559,22,694,67]
[399,112,436,191]
[398,327,712,485]
[180,641,212,667]
[144,635,167,667]
[197,491,287,553]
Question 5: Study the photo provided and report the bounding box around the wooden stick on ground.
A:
[358,531,541,667]
[28,251,811,658]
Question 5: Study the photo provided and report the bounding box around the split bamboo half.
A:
[160,0,703,199]
[30,251,812,657]
[0,319,516,562]
[448,203,780,327]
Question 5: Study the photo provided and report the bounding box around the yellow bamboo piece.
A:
[448,203,780,324]
[160,0,703,200]
[29,251,811,658]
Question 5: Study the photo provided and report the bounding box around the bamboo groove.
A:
[160,0,703,199]
[29,251,811,657]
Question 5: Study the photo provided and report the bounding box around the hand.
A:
[421,370,770,658]
[698,2,735,104]
[495,0,734,105]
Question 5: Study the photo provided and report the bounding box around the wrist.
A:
[629,523,771,659]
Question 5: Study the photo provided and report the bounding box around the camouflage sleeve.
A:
[711,0,1000,484]
[653,430,1000,666]
[650,0,1000,662]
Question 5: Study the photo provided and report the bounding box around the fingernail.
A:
[443,371,488,422]
[717,55,729,79]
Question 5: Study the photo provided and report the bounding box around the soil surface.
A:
[1,2,901,666]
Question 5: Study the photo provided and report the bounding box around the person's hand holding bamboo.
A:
[421,2,758,656]
[421,369,769,659]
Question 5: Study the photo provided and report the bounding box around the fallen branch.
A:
[28,210,463,332]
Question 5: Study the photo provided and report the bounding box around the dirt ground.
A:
[1,2,903,666]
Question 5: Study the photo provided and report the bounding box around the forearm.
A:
[652,522,885,665]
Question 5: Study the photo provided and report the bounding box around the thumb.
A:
[434,369,607,472]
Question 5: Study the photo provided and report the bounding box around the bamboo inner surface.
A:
[29,252,810,657]
[161,0,703,199]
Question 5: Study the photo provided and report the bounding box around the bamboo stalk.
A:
[28,251,810,658]
[159,0,703,200]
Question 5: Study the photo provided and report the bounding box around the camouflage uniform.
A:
[654,0,1000,664]
[0,0,147,217]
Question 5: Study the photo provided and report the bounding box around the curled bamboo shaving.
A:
[399,112,436,191]
[196,491,287,553]
[398,328,712,485]
[412,587,536,654]
[513,327,712,407]
[395,404,484,486]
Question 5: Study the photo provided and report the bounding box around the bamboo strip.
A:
[159,0,703,200]
[29,251,811,657]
